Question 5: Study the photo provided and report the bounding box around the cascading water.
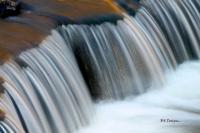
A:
[142,0,200,62]
[0,0,200,133]
[0,31,93,133]
[59,14,176,99]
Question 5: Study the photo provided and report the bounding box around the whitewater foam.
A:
[75,61,200,133]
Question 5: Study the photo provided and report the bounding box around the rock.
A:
[0,0,20,18]
[116,0,141,16]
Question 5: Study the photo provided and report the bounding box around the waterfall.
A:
[59,0,200,99]
[0,31,93,133]
[59,18,169,99]
[0,0,200,132]
[142,0,200,62]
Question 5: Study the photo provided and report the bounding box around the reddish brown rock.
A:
[0,0,122,63]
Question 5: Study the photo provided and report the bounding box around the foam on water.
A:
[75,61,200,133]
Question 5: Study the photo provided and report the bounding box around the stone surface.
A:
[0,0,122,63]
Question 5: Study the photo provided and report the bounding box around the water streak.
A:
[0,31,93,133]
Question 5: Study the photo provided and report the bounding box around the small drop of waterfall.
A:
[59,0,200,99]
[59,18,168,99]
[0,31,93,133]
[0,0,200,132]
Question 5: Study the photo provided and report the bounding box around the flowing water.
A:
[0,31,93,133]
[0,0,200,133]
[75,61,200,133]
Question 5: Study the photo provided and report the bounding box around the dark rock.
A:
[0,0,20,18]
[76,13,123,25]
[116,0,141,16]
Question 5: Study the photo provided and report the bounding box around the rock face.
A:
[0,0,20,18]
[20,0,122,20]
[0,0,123,63]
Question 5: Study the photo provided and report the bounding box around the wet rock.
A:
[0,0,20,18]
[116,0,141,16]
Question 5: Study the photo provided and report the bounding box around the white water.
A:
[76,61,200,133]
